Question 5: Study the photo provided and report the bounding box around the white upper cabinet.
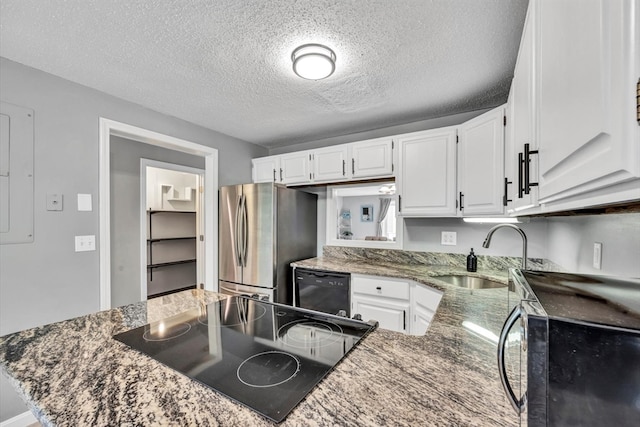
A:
[350,137,394,179]
[397,127,457,217]
[279,151,312,185]
[506,3,540,214]
[252,155,280,183]
[534,0,640,208]
[313,145,349,183]
[458,106,506,216]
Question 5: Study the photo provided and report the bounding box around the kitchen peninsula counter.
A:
[0,253,527,426]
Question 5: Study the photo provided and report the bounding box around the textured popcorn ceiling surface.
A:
[0,0,528,148]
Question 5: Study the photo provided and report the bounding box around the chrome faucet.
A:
[482,224,528,270]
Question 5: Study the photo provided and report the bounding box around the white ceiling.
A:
[0,0,528,149]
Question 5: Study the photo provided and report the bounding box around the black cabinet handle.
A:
[352,158,355,175]
[376,286,382,290]
[524,143,539,195]
[459,192,464,211]
[518,152,524,199]
[398,195,402,213]
[273,169,276,182]
[342,160,346,176]
[503,177,513,206]
[279,168,283,182]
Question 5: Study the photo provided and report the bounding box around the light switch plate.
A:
[75,235,96,252]
[46,193,63,211]
[77,193,92,211]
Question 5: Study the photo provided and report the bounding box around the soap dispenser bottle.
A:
[466,248,477,272]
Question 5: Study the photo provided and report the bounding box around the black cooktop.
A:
[114,296,377,423]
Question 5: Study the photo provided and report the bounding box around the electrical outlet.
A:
[593,242,602,269]
[441,231,457,246]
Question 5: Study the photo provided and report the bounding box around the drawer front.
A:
[352,275,410,300]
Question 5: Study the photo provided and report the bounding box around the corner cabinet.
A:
[534,0,640,209]
[397,127,458,216]
[457,106,506,216]
[351,274,443,335]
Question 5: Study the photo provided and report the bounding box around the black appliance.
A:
[295,268,351,317]
[114,296,376,423]
[499,270,640,426]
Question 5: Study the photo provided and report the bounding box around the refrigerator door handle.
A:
[498,304,525,414]
[241,194,248,267]
[234,195,242,266]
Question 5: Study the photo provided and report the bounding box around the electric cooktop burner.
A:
[114,296,377,424]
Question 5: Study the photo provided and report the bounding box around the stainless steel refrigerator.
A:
[219,182,317,305]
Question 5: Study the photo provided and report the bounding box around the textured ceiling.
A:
[0,0,528,148]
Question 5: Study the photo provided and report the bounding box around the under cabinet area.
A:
[147,210,197,298]
[351,274,443,335]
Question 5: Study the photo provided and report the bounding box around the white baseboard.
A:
[0,411,37,427]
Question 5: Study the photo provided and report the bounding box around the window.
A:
[326,182,402,249]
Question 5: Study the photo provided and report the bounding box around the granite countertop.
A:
[1,257,520,426]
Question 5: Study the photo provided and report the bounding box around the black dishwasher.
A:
[295,268,351,317]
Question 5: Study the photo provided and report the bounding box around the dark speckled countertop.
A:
[0,251,525,426]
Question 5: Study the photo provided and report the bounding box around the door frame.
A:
[99,118,218,310]
[140,159,205,302]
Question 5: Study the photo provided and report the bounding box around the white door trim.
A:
[99,118,218,310]
[140,159,205,302]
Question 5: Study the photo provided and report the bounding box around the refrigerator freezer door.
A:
[242,183,275,288]
[219,185,243,283]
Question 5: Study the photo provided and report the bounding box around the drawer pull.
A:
[376,286,382,291]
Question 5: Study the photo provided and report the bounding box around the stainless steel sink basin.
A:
[437,275,506,289]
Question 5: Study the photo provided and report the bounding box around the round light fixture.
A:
[291,44,336,80]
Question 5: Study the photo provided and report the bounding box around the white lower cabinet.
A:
[351,274,443,335]
[411,283,443,335]
[351,275,410,333]
[353,298,409,333]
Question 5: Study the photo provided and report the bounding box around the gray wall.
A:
[402,217,548,260]
[110,136,205,309]
[0,57,266,422]
[546,213,640,278]
[269,109,490,155]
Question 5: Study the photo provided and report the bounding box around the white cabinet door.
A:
[350,137,394,179]
[279,152,311,185]
[458,106,506,216]
[351,274,410,334]
[352,296,408,334]
[411,283,442,335]
[506,3,539,214]
[252,156,280,183]
[535,0,640,205]
[313,145,349,183]
[397,127,457,216]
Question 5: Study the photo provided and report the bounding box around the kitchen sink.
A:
[437,275,506,289]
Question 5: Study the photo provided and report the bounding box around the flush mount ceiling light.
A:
[291,44,336,80]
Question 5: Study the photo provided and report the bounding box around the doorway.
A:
[99,118,218,310]
[142,161,204,300]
